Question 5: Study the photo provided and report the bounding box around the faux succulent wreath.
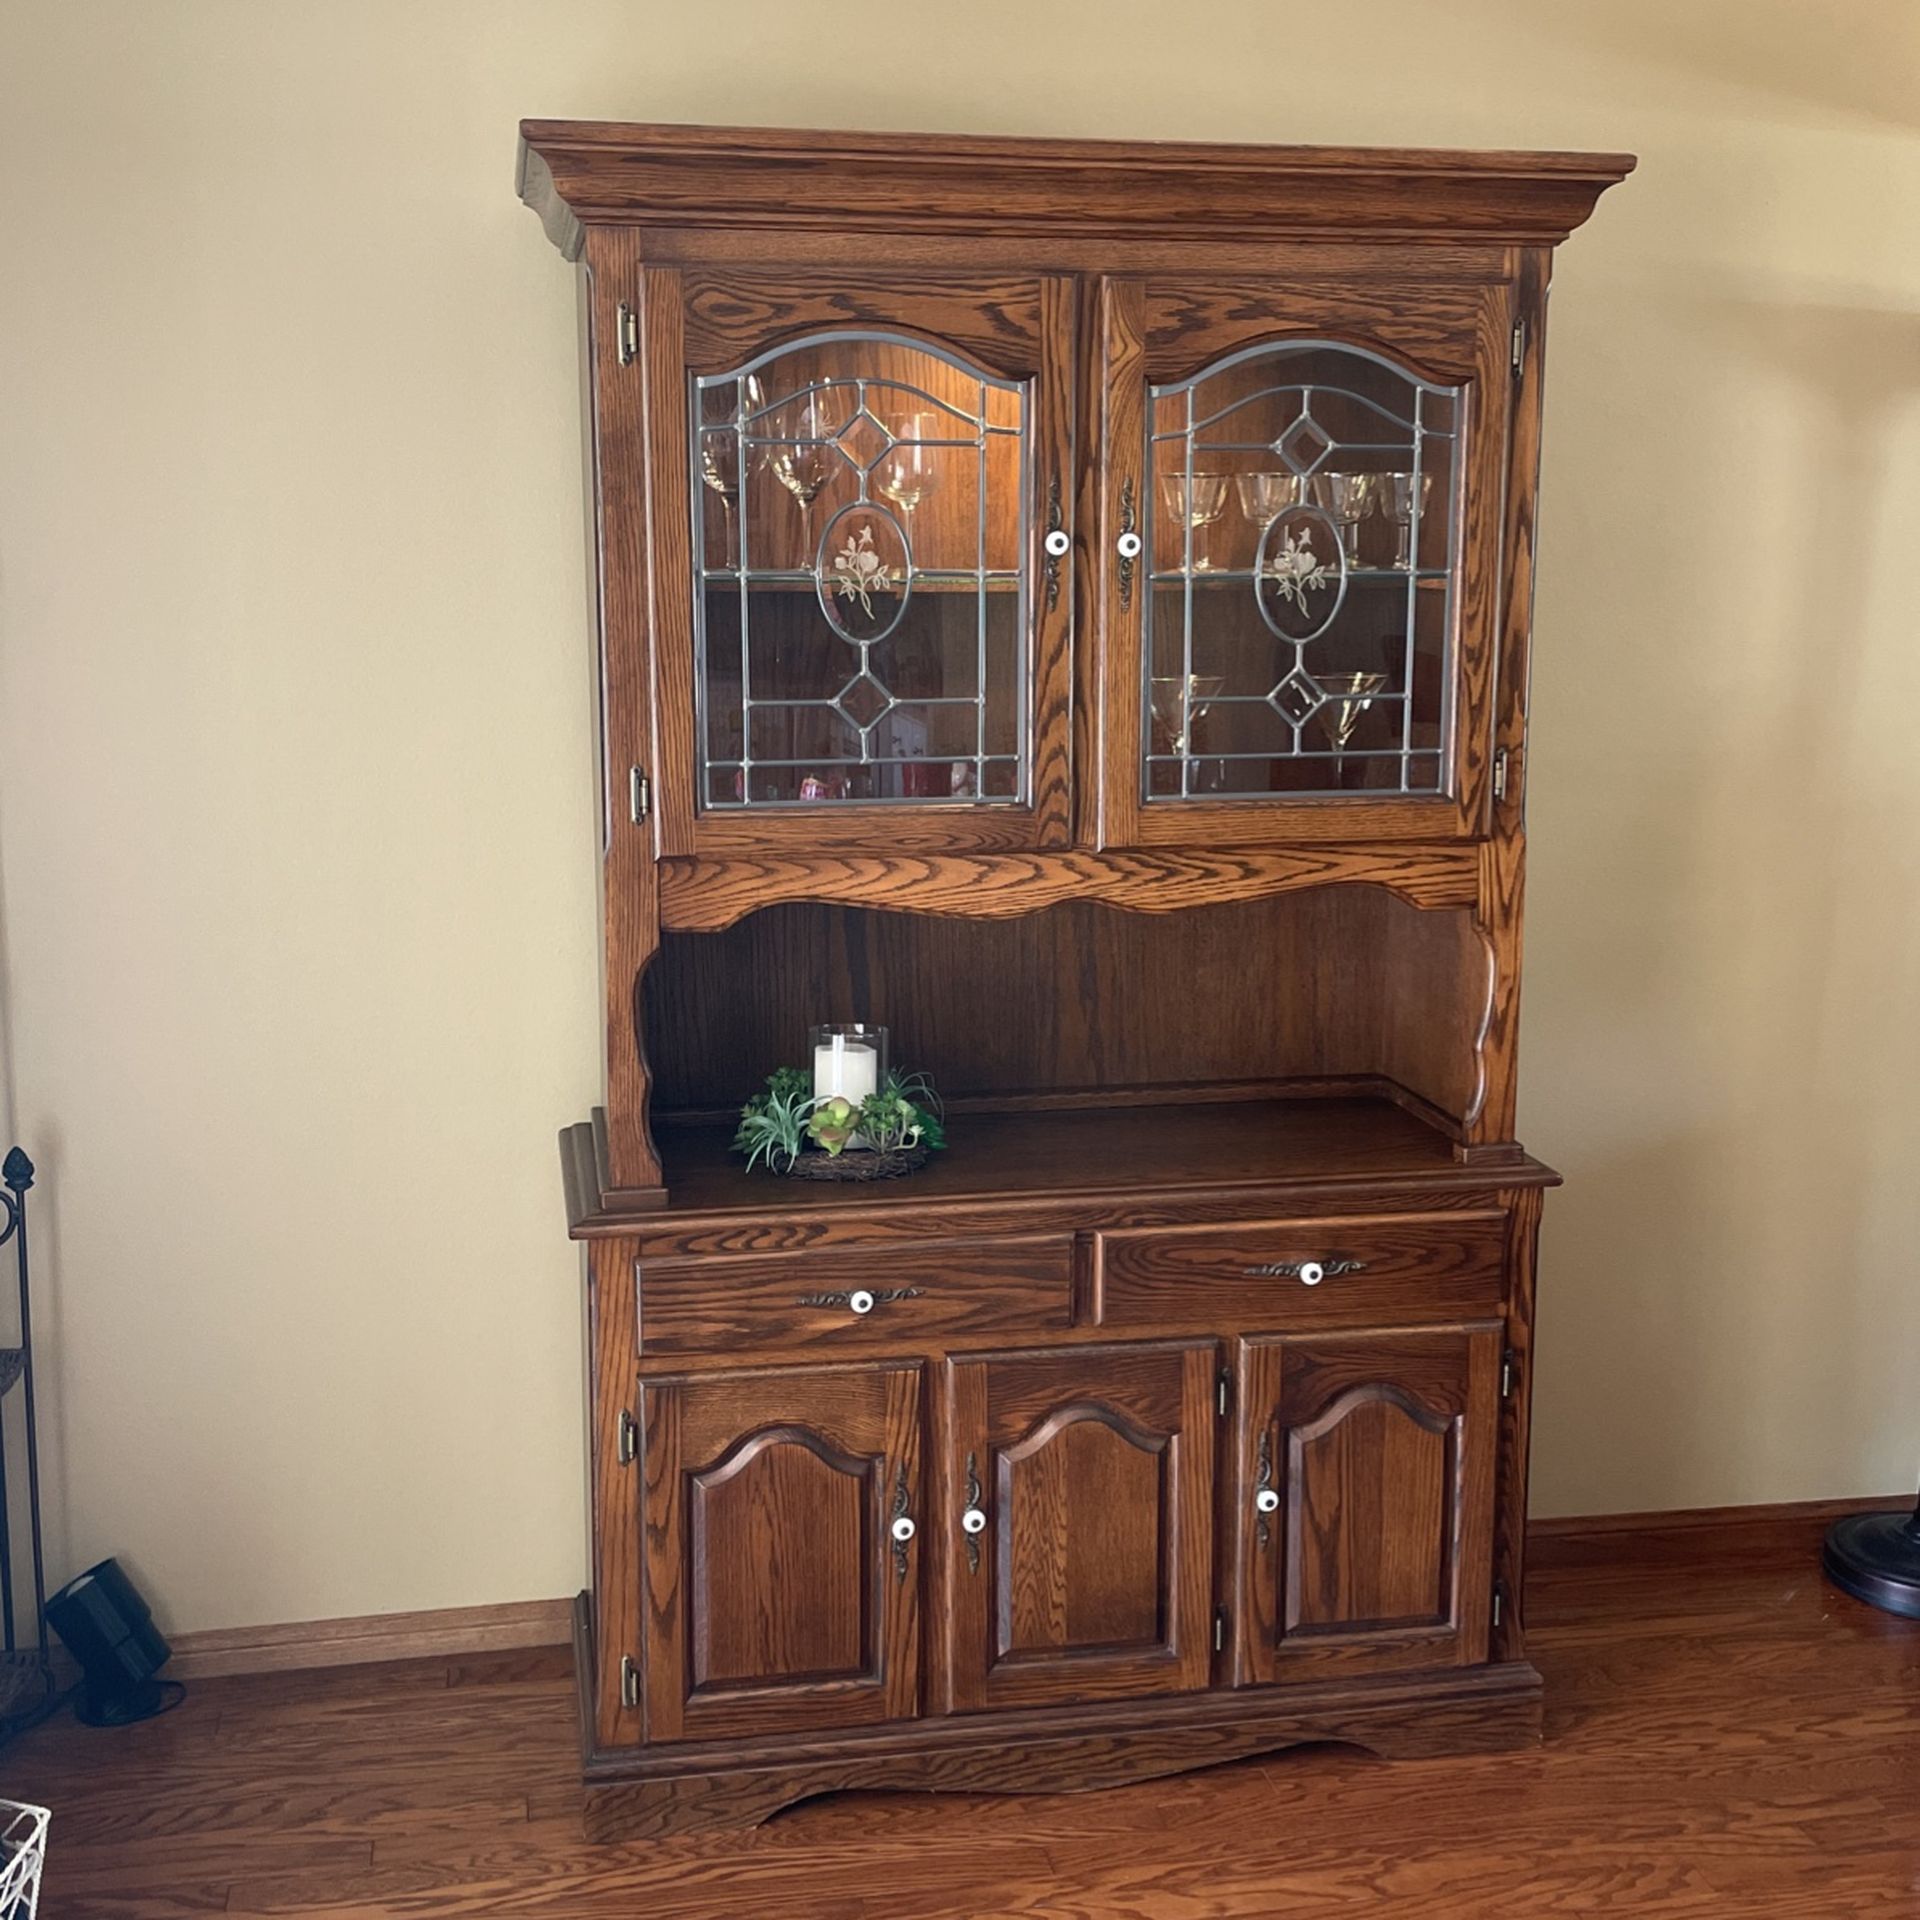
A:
[731,1065,946,1176]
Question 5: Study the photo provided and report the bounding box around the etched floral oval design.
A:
[1254,503,1347,644]
[815,502,913,645]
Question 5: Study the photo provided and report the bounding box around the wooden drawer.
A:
[638,1235,1074,1357]
[1092,1211,1507,1330]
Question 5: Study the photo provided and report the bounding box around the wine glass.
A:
[697,432,740,569]
[1381,471,1435,569]
[766,384,845,557]
[1158,473,1230,573]
[1313,670,1389,784]
[1309,472,1376,567]
[875,413,941,545]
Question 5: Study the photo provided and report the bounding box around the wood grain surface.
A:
[17,1504,1915,1916]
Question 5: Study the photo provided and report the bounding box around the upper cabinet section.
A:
[520,122,1632,867]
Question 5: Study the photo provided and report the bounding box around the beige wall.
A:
[1,1,1916,1635]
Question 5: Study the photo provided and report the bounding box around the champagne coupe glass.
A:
[1309,472,1376,568]
[1158,472,1230,573]
[875,412,941,546]
[1382,471,1435,569]
[1236,471,1305,544]
[767,383,845,559]
[1313,670,1389,785]
[697,432,740,569]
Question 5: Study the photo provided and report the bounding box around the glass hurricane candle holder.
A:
[810,1024,888,1108]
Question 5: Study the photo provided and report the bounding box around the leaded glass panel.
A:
[1144,342,1464,803]
[692,332,1031,809]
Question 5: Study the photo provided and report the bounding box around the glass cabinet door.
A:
[646,273,1073,856]
[1094,277,1509,847]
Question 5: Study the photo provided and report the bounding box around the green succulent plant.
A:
[807,1095,861,1157]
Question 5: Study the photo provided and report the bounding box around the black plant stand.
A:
[1824,1486,1920,1620]
[0,1148,54,1743]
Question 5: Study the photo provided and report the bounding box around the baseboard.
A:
[138,1494,1914,1682]
[162,1597,574,1681]
[1526,1492,1912,1570]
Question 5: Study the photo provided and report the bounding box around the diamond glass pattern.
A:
[1275,414,1335,477]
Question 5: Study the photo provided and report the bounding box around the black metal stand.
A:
[1823,1485,1920,1620]
[0,1148,54,1743]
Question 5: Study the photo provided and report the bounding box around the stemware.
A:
[766,384,846,556]
[1158,473,1230,573]
[1309,472,1376,567]
[697,432,740,569]
[1381,471,1435,569]
[1313,670,1389,784]
[1148,672,1229,755]
[1235,471,1305,539]
[875,413,941,544]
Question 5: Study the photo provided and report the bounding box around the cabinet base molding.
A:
[572,1595,1541,1840]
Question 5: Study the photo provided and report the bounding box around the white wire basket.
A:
[0,1801,47,1920]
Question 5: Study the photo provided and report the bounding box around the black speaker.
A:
[45,1558,174,1726]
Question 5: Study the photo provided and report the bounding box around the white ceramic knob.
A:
[849,1289,876,1315]
[1254,1488,1281,1515]
[1044,528,1071,558]
[961,1507,988,1535]
[890,1514,916,1543]
[1298,1261,1325,1287]
[1116,530,1143,559]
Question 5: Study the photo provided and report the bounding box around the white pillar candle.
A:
[813,1037,880,1106]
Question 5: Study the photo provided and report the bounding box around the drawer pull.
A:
[1254,1487,1281,1515]
[962,1506,988,1536]
[793,1285,925,1313]
[1241,1258,1367,1284]
[890,1514,916,1543]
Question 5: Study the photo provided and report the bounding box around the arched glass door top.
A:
[1144,342,1464,804]
[692,331,1031,810]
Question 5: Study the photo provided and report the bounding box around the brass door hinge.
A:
[1510,318,1526,377]
[1492,1582,1506,1630]
[616,302,638,366]
[619,1653,639,1709]
[629,766,650,824]
[1216,1368,1231,1418]
[1501,1350,1518,1400]
[616,1408,637,1466]
[1492,747,1510,803]
[1213,1607,1228,1654]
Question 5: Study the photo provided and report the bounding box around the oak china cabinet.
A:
[518,120,1631,1838]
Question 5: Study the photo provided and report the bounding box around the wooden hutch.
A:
[518,121,1631,1837]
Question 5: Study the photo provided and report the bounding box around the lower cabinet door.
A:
[639,1361,922,1741]
[942,1340,1216,1711]
[1235,1326,1501,1682]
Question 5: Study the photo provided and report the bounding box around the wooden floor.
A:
[11,1508,1918,1918]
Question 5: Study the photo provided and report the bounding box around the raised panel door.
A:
[1234,1326,1500,1682]
[639,1361,922,1740]
[942,1341,1215,1712]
